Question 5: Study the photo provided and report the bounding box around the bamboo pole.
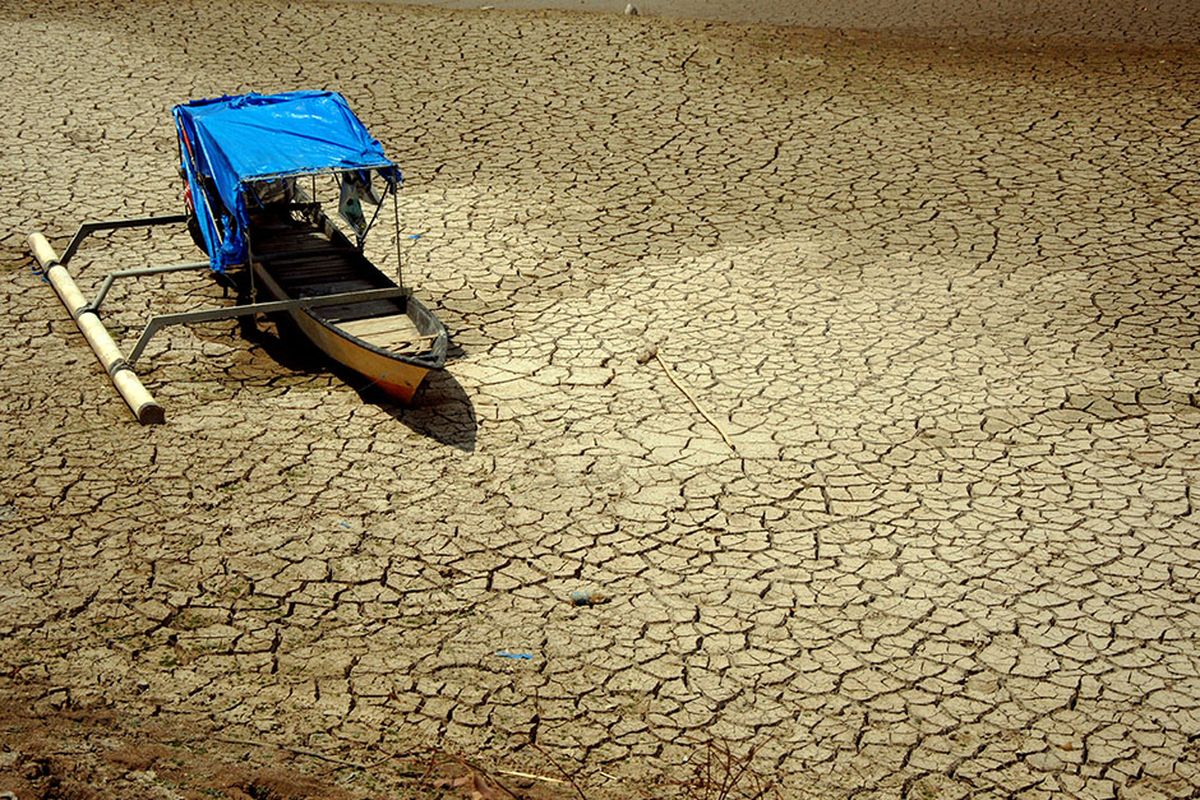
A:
[28,232,165,425]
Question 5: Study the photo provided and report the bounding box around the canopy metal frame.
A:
[240,168,403,300]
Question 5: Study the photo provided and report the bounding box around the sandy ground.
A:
[380,0,1200,44]
[2,0,1200,798]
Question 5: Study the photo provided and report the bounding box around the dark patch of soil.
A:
[0,698,575,800]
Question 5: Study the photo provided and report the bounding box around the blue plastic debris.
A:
[570,589,609,606]
[495,650,534,660]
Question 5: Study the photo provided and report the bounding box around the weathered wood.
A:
[318,300,406,321]
[247,210,447,401]
[338,313,423,338]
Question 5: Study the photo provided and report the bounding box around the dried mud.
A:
[1,1,1199,798]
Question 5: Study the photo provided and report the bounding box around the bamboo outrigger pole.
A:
[28,232,165,425]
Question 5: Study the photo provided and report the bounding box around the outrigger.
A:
[27,91,448,424]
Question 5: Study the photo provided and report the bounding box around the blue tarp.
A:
[173,91,402,271]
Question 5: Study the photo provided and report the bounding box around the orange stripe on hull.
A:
[291,308,431,403]
[373,375,424,403]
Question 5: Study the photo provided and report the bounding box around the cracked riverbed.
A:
[2,1,1199,797]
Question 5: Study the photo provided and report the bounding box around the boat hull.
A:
[287,300,431,402]
[246,208,448,403]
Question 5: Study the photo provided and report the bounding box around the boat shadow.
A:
[349,365,478,452]
[246,322,477,451]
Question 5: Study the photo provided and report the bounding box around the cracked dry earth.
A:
[2,0,1200,798]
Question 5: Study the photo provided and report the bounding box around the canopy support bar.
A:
[127,286,409,367]
[28,232,165,425]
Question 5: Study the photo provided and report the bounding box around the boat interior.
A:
[245,203,446,363]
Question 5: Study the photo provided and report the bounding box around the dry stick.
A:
[724,741,757,798]
[524,686,588,797]
[529,742,589,800]
[418,746,441,790]
[649,351,737,452]
[495,768,567,785]
[697,744,709,795]
[447,752,523,800]
[214,736,370,770]
[364,747,428,772]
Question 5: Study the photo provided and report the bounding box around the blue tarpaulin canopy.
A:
[173,91,402,271]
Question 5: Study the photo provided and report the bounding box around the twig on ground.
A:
[418,744,441,791]
[640,734,781,800]
[213,736,367,770]
[528,741,588,800]
[495,767,568,785]
[639,346,737,452]
[446,751,523,800]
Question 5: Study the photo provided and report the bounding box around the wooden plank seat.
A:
[339,313,437,351]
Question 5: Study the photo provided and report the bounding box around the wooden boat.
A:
[21,91,450,425]
[174,90,448,402]
[248,205,447,402]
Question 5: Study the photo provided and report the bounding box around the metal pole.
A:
[28,232,165,425]
[126,286,409,366]
[392,188,404,291]
[244,188,256,303]
[60,214,188,267]
[87,261,209,315]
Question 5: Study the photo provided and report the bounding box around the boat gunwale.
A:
[248,207,448,372]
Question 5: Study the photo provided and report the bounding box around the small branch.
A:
[448,753,523,800]
[643,348,737,452]
[495,768,567,785]
[213,736,367,770]
[529,741,588,800]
